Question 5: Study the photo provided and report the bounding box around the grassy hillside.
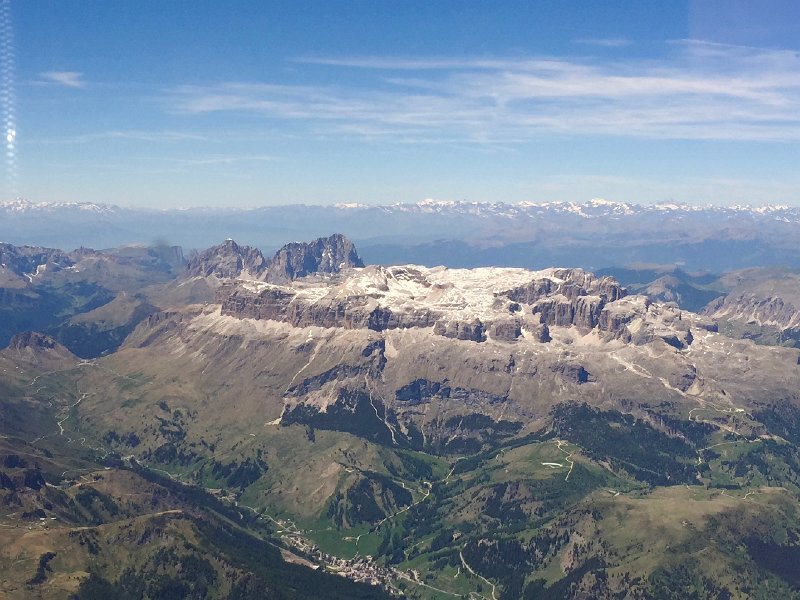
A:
[26,348,800,599]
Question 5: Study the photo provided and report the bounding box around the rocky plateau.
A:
[108,256,800,456]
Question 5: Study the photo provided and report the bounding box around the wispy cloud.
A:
[39,71,86,89]
[32,130,208,144]
[82,130,207,142]
[291,56,521,70]
[573,37,633,48]
[171,154,274,166]
[168,40,800,143]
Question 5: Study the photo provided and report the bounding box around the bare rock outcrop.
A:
[186,239,267,278]
[532,295,606,330]
[550,362,595,384]
[502,269,627,335]
[220,287,438,332]
[490,318,522,342]
[187,234,364,282]
[213,264,720,360]
[434,319,487,342]
[504,269,626,305]
[3,331,77,366]
[265,233,364,283]
[704,294,800,336]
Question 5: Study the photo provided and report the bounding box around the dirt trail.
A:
[460,550,498,600]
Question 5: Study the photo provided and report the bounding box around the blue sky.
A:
[9,0,800,207]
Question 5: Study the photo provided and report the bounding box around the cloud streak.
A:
[573,37,633,48]
[39,71,86,88]
[171,154,274,166]
[30,130,208,145]
[170,41,800,143]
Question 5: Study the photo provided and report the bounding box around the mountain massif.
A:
[186,234,364,281]
[2,233,800,599]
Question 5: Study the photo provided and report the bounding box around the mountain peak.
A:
[4,331,78,366]
[187,234,364,282]
[186,240,267,278]
[265,233,365,282]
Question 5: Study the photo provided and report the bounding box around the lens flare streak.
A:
[0,0,16,197]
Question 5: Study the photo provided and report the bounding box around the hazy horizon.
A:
[5,195,800,212]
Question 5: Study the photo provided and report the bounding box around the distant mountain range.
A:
[4,198,800,272]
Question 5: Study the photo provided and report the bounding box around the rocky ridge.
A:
[3,331,78,367]
[216,265,713,348]
[186,233,364,282]
[186,239,267,279]
[705,294,800,332]
[0,243,73,286]
[266,233,364,282]
[702,269,800,347]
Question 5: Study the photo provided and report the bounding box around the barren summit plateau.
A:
[114,259,800,454]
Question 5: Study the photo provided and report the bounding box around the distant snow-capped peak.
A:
[2,197,799,220]
[0,198,120,214]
